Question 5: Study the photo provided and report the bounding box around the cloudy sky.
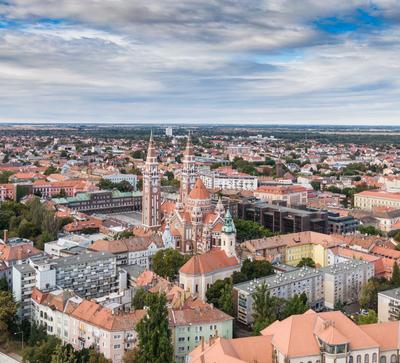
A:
[0,0,400,125]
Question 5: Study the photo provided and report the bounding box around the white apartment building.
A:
[321,259,374,309]
[13,251,119,319]
[200,168,258,191]
[378,287,400,322]
[103,173,137,188]
[234,266,325,325]
[254,185,308,207]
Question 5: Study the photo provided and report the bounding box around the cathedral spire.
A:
[146,130,156,161]
[180,131,197,204]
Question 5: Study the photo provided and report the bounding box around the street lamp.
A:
[14,331,24,350]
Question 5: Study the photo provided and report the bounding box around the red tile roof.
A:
[179,248,239,275]
[188,178,210,200]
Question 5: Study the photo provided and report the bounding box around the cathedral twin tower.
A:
[141,132,196,230]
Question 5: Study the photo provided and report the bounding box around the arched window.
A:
[390,355,397,363]
[349,356,353,363]
[381,356,387,363]
[357,355,362,363]
[373,353,377,363]
[365,354,369,363]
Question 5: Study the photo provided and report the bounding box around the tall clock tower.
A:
[180,133,197,204]
[141,132,161,229]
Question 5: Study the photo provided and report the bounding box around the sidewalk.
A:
[0,350,22,362]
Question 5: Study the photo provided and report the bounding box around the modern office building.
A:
[237,201,328,234]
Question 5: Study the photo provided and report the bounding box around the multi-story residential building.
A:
[355,190,400,210]
[321,259,374,309]
[103,173,137,188]
[254,185,308,207]
[169,298,233,362]
[52,190,142,214]
[89,233,173,269]
[31,288,145,363]
[32,179,97,198]
[240,231,339,267]
[238,201,328,234]
[233,266,324,325]
[13,251,119,319]
[189,309,400,363]
[378,287,400,322]
[0,183,15,201]
[0,234,44,286]
[200,167,258,191]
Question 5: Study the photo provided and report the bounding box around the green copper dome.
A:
[222,209,236,234]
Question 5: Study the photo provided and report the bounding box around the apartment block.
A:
[321,259,374,309]
[355,190,400,210]
[13,251,119,319]
[378,288,400,322]
[233,266,324,325]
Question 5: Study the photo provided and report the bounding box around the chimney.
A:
[3,229,8,243]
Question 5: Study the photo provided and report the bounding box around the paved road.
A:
[0,351,20,363]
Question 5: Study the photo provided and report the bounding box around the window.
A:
[357,355,362,363]
[349,357,353,363]
[390,355,397,363]
[365,354,369,363]
[373,354,377,363]
[381,356,387,363]
[114,344,120,349]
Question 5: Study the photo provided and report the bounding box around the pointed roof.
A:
[188,178,210,200]
[146,131,156,160]
[222,209,236,234]
[184,132,194,156]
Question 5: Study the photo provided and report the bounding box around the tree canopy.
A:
[297,257,316,268]
[136,293,174,363]
[233,219,274,242]
[152,248,190,280]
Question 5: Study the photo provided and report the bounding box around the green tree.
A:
[136,293,174,363]
[241,259,274,280]
[17,219,37,239]
[218,280,234,316]
[0,277,9,291]
[310,180,321,191]
[132,288,151,310]
[358,225,382,236]
[23,335,60,363]
[357,310,378,325]
[359,278,392,310]
[152,248,189,280]
[234,219,274,242]
[282,294,308,319]
[297,257,316,268]
[123,349,139,363]
[87,349,111,363]
[0,290,17,341]
[206,278,231,307]
[51,343,77,363]
[391,262,400,287]
[252,283,279,335]
[44,165,59,176]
